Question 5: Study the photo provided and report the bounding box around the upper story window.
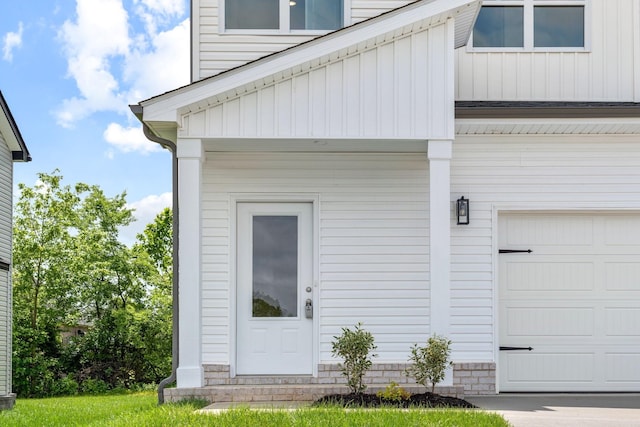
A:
[472,0,587,50]
[224,0,344,32]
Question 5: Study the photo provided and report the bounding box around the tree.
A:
[12,171,163,396]
[12,172,80,396]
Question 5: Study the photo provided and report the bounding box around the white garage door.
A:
[499,212,640,392]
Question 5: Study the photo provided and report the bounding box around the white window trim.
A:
[468,0,591,53]
[219,0,351,35]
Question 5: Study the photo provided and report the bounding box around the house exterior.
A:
[0,91,31,409]
[134,0,640,400]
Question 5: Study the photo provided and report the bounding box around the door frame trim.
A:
[230,194,320,378]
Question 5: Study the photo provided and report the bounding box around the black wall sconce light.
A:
[456,196,469,225]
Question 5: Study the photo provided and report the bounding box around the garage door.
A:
[499,212,640,392]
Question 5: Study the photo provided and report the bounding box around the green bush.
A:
[405,334,452,393]
[80,378,110,395]
[331,323,377,394]
[376,381,411,402]
[51,376,79,396]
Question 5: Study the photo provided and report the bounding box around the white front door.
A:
[236,202,313,375]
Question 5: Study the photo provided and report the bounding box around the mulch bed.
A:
[313,392,476,409]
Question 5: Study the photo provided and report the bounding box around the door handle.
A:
[305,299,313,319]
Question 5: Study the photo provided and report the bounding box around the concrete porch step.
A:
[164,383,464,404]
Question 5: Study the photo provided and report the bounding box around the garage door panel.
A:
[499,212,640,392]
[605,262,640,290]
[506,307,594,336]
[605,308,640,336]
[506,353,594,382]
[503,261,595,291]
[604,216,640,246]
[606,353,640,382]
[504,215,594,246]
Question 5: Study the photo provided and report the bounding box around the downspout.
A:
[129,105,179,405]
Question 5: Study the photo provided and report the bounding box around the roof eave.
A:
[0,91,31,162]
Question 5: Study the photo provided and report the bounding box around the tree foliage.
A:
[12,171,173,397]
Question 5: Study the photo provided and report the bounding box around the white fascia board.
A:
[141,0,480,124]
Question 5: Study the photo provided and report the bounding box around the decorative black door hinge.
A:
[500,346,533,351]
[499,249,532,254]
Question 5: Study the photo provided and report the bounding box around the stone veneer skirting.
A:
[163,362,496,403]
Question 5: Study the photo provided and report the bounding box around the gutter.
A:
[129,105,179,405]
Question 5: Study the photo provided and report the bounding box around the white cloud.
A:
[56,0,189,128]
[120,192,172,245]
[3,22,24,62]
[134,0,186,34]
[124,18,190,100]
[104,123,161,155]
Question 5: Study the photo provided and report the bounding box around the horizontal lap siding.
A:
[0,138,11,396]
[455,0,638,101]
[201,152,429,363]
[195,0,414,79]
[450,134,640,361]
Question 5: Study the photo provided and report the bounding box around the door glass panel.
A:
[252,216,298,317]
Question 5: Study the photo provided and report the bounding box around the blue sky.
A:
[1,0,190,243]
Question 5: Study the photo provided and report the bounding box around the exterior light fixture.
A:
[290,1,296,5]
[456,196,469,225]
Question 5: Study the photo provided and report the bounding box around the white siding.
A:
[450,134,640,361]
[0,136,12,397]
[200,152,430,364]
[193,0,414,80]
[455,0,640,101]
[182,22,454,140]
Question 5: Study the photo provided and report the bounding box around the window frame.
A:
[220,0,350,35]
[469,0,590,52]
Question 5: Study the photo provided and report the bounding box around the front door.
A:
[236,202,313,375]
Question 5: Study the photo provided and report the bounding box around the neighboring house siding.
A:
[455,0,640,101]
[0,136,12,397]
[193,0,414,80]
[450,134,640,361]
[200,152,430,364]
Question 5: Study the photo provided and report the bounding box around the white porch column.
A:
[427,140,452,338]
[176,138,204,388]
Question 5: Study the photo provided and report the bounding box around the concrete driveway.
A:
[467,394,640,427]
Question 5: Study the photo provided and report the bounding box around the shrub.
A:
[51,376,79,396]
[331,323,377,394]
[80,378,110,395]
[376,381,411,402]
[405,334,452,394]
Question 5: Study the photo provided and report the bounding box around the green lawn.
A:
[0,392,509,426]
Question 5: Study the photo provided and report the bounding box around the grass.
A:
[0,392,509,426]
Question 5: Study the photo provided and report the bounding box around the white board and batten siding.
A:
[0,136,13,397]
[456,0,640,101]
[192,0,415,80]
[181,21,455,141]
[449,134,640,365]
[199,152,430,364]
